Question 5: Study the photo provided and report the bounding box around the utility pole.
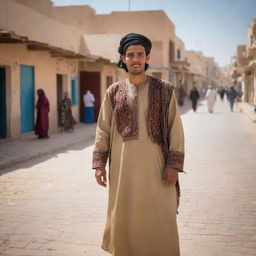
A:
[128,0,131,11]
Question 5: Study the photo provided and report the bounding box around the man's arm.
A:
[92,90,113,187]
[163,91,185,186]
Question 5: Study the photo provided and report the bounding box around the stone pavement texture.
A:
[238,102,256,123]
[0,123,97,170]
[0,99,256,256]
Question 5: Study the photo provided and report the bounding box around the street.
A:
[0,99,256,256]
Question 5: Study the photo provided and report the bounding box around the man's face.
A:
[121,45,150,75]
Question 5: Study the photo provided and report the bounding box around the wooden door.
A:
[57,74,63,127]
[0,67,7,138]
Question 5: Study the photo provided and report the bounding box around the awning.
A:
[0,30,102,60]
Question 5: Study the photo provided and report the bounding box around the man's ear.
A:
[121,55,126,64]
[146,55,150,63]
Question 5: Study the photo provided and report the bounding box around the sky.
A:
[52,0,256,67]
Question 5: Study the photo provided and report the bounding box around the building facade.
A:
[231,19,256,107]
[52,7,178,81]
[0,0,120,139]
[0,0,231,139]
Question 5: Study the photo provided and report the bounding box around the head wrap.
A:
[117,33,152,72]
[37,89,45,97]
[36,89,49,109]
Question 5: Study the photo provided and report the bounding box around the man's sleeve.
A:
[92,91,113,169]
[166,91,185,172]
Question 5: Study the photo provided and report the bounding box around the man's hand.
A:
[95,168,107,187]
[163,167,178,186]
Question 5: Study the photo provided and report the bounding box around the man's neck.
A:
[128,73,148,86]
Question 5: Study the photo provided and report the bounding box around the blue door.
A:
[20,65,35,133]
[0,67,7,138]
[71,77,78,105]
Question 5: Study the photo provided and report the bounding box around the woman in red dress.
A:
[35,89,50,139]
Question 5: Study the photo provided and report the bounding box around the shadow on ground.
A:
[0,137,95,176]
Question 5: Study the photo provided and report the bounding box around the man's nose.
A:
[132,54,139,61]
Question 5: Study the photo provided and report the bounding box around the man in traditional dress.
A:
[206,85,217,113]
[92,33,185,256]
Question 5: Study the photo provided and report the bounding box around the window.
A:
[71,77,78,105]
[177,49,181,60]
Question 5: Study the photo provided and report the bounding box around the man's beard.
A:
[129,69,144,75]
[128,64,145,75]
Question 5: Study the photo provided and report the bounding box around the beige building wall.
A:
[83,34,122,64]
[219,66,232,88]
[52,5,96,29]
[0,44,79,138]
[0,0,89,56]
[52,8,176,79]
[186,51,207,77]
[205,57,218,86]
[15,0,54,17]
[174,37,186,62]
[237,45,248,67]
[184,50,207,91]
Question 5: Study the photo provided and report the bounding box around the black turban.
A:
[117,33,152,72]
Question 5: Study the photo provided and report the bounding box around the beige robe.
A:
[93,77,184,256]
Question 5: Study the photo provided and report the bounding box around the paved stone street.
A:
[0,99,255,256]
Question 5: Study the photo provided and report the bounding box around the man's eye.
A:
[127,54,134,58]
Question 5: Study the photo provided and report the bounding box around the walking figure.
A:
[189,86,200,112]
[228,87,237,112]
[219,87,226,101]
[206,85,217,113]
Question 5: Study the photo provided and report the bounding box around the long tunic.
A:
[93,77,184,256]
[206,89,217,112]
[35,93,50,137]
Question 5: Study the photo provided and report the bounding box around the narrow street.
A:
[0,99,255,256]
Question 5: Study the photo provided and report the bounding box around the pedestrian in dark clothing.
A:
[35,89,50,139]
[228,87,237,112]
[189,86,200,112]
[178,85,186,106]
[219,87,226,101]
